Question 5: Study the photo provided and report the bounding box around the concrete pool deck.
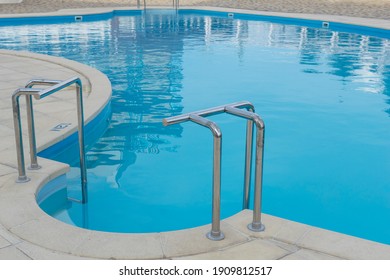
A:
[0,6,390,259]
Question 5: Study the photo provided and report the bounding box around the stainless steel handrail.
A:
[25,79,63,170]
[189,114,223,241]
[163,101,255,125]
[163,101,256,208]
[12,88,41,183]
[12,77,88,204]
[137,0,146,9]
[163,101,266,240]
[225,106,266,232]
[137,0,179,10]
[164,111,224,241]
[173,0,179,10]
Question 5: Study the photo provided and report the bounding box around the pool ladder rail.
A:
[163,101,266,241]
[137,0,179,10]
[11,77,88,204]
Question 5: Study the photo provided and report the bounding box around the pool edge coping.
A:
[0,6,389,31]
[0,7,389,260]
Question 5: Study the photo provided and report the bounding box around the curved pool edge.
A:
[3,170,390,260]
[0,49,112,153]
[0,8,390,260]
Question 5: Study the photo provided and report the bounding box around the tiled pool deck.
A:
[0,7,390,260]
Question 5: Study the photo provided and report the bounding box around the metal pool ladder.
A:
[163,101,265,241]
[12,77,88,203]
[137,0,179,10]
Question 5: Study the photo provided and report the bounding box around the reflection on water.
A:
[1,12,389,240]
[85,15,186,184]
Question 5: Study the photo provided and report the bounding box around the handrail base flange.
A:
[247,222,265,232]
[206,231,225,241]
[28,164,41,170]
[16,176,30,183]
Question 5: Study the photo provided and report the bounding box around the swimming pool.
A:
[1,9,389,244]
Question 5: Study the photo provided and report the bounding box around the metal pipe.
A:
[164,112,225,241]
[162,101,263,239]
[225,105,254,210]
[11,77,88,204]
[243,105,255,209]
[163,100,254,126]
[29,77,88,203]
[173,0,179,10]
[169,102,256,209]
[35,77,80,100]
[25,95,40,170]
[25,79,62,88]
[12,88,41,182]
[137,0,140,9]
[24,79,61,170]
[75,80,88,204]
[249,119,265,232]
[243,119,253,209]
[224,106,265,232]
[12,93,28,182]
[188,114,224,241]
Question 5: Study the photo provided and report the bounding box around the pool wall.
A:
[37,101,111,163]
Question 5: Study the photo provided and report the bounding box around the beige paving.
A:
[0,6,389,260]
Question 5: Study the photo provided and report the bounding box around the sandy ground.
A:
[0,0,390,19]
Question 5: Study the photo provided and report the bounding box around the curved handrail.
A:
[162,101,265,240]
[12,77,88,204]
[189,114,224,241]
[137,0,179,10]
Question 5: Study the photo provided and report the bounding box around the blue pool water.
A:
[1,10,389,244]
